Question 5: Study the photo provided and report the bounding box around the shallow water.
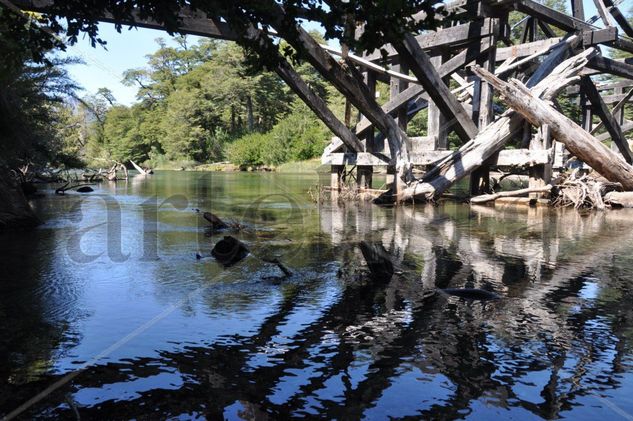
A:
[2,171,633,419]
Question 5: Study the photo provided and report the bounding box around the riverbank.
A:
[151,158,328,174]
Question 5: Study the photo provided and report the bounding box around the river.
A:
[1,171,633,419]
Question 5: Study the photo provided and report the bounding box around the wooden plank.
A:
[323,149,552,167]
[496,38,562,61]
[582,27,617,47]
[393,33,479,142]
[364,19,497,62]
[571,0,585,20]
[598,93,633,104]
[588,56,633,80]
[566,79,633,93]
[597,120,633,141]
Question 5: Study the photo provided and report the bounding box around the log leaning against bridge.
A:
[472,66,633,191]
[385,38,590,203]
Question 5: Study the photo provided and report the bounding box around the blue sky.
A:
[63,23,195,105]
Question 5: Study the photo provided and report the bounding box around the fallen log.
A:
[202,211,229,230]
[604,191,633,208]
[130,160,148,175]
[389,36,587,203]
[472,66,633,191]
[470,185,552,204]
[211,236,249,267]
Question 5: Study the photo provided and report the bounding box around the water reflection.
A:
[1,172,633,418]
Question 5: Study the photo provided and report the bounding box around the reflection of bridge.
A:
[11,0,633,198]
[5,204,633,418]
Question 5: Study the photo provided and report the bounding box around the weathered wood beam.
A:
[322,149,553,167]
[582,27,617,47]
[205,18,363,153]
[496,37,562,61]
[602,0,633,37]
[537,20,557,38]
[591,89,633,134]
[592,0,614,27]
[580,77,633,164]
[475,66,633,190]
[363,19,497,62]
[11,0,238,40]
[393,33,479,142]
[566,79,633,93]
[517,0,633,54]
[597,120,633,141]
[355,38,493,138]
[588,56,633,79]
[263,4,413,179]
[274,60,364,152]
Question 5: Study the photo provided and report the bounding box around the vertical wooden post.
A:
[428,55,449,150]
[331,165,344,192]
[387,61,409,197]
[580,89,593,132]
[614,87,624,125]
[357,70,377,190]
[529,125,553,198]
[390,62,409,131]
[470,19,497,196]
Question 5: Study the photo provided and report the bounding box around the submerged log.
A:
[473,66,633,190]
[203,211,229,230]
[604,191,633,208]
[211,236,249,267]
[470,185,552,204]
[389,36,588,203]
[130,160,149,175]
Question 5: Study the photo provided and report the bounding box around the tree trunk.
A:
[0,165,39,229]
[246,95,254,132]
[393,37,587,203]
[473,65,633,190]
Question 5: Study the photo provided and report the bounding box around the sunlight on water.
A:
[2,171,633,418]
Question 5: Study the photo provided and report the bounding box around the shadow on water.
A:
[2,172,633,418]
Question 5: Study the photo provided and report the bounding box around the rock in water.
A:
[359,241,394,283]
[211,236,249,267]
[76,186,94,193]
[203,212,228,230]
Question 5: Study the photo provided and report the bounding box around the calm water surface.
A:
[1,171,633,419]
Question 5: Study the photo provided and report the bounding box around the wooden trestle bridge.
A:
[11,0,633,200]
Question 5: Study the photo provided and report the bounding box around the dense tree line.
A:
[81,35,340,168]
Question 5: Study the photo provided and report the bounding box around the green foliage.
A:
[227,101,330,167]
